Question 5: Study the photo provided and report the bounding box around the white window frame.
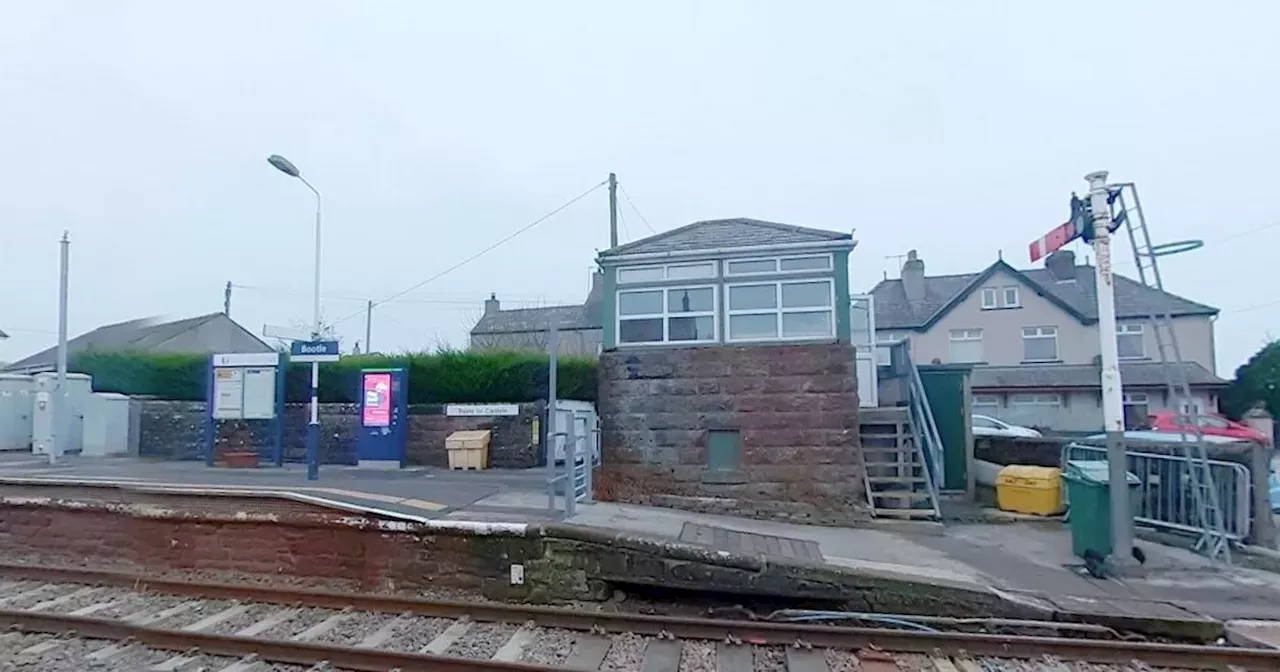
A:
[616,261,718,284]
[981,287,998,309]
[724,253,833,277]
[726,279,836,342]
[616,285,718,346]
[1002,286,1020,308]
[1021,326,1059,362]
[948,328,984,364]
[1123,392,1149,404]
[972,394,1001,409]
[1117,323,1145,359]
[876,331,905,366]
[1010,393,1062,407]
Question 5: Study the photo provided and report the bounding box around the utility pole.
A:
[365,300,373,354]
[608,172,618,248]
[1086,170,1134,563]
[53,231,70,463]
[224,281,232,316]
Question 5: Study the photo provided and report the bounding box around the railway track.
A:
[0,563,1273,671]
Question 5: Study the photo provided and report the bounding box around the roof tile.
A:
[599,218,851,257]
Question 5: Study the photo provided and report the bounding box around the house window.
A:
[616,261,717,284]
[1117,323,1145,359]
[981,287,998,309]
[1011,393,1062,407]
[725,254,833,276]
[876,332,905,366]
[1123,392,1150,429]
[948,329,984,363]
[1002,286,1020,308]
[727,279,834,341]
[617,286,717,344]
[1021,326,1059,362]
[973,394,1001,410]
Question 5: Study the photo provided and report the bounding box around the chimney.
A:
[901,250,925,303]
[584,271,604,327]
[1045,249,1076,281]
[484,293,500,316]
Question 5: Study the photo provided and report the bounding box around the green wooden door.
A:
[918,367,971,492]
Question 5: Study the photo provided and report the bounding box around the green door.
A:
[918,367,971,492]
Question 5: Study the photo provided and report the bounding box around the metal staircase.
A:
[1108,183,1232,562]
[859,341,942,520]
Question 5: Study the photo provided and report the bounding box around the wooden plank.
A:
[125,600,200,625]
[639,639,682,672]
[931,656,962,672]
[292,612,354,642]
[355,614,409,649]
[785,647,830,672]
[563,634,612,671]
[86,642,141,662]
[420,619,472,654]
[28,586,102,611]
[492,624,539,662]
[68,599,121,617]
[18,636,67,656]
[214,655,264,672]
[150,656,202,672]
[234,607,299,638]
[953,659,984,672]
[715,641,754,672]
[0,583,55,606]
[183,604,252,632]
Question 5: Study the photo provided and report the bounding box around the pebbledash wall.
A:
[595,343,866,524]
[136,400,545,468]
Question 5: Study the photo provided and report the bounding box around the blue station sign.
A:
[290,340,341,363]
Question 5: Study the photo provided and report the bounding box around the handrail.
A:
[895,340,943,516]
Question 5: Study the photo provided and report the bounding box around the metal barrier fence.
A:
[546,407,594,517]
[1061,443,1252,540]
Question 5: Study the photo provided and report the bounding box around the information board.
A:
[241,367,278,420]
[362,372,392,427]
[212,368,244,419]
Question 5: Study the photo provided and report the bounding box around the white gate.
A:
[851,294,878,407]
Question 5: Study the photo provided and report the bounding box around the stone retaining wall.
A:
[595,343,867,525]
[137,400,545,468]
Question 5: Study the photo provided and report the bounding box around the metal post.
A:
[365,300,373,354]
[565,416,578,517]
[608,173,618,248]
[545,326,560,512]
[224,281,232,316]
[303,178,322,481]
[1086,170,1133,563]
[51,231,70,464]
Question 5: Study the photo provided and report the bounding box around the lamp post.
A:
[268,154,323,481]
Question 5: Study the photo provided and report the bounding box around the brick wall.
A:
[137,400,546,468]
[595,343,867,524]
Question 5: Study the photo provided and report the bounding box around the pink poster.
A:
[362,373,392,427]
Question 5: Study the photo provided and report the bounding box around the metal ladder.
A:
[1109,183,1232,563]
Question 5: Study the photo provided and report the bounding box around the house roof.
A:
[2,313,271,373]
[871,259,1218,330]
[470,304,601,335]
[0,327,7,339]
[598,218,852,258]
[969,361,1228,390]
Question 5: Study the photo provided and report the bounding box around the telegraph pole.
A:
[1086,170,1134,563]
[365,300,373,354]
[224,281,232,316]
[608,172,618,248]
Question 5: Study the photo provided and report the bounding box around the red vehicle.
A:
[1147,411,1268,443]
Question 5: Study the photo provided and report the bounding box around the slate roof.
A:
[0,327,7,339]
[969,361,1228,390]
[871,260,1218,330]
[470,304,601,335]
[599,218,852,258]
[2,313,270,373]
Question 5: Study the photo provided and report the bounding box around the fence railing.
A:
[882,339,942,515]
[546,402,594,517]
[1061,442,1252,541]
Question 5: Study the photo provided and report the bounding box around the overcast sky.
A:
[1,1,1276,375]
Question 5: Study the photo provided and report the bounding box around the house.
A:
[468,274,604,356]
[594,218,869,523]
[869,248,1228,432]
[2,312,274,374]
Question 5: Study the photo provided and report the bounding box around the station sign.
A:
[290,340,341,363]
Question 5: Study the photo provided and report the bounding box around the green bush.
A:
[71,349,597,404]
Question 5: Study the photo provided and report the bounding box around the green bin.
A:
[1061,460,1139,559]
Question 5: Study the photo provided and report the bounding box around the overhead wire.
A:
[326,179,608,328]
[618,183,657,234]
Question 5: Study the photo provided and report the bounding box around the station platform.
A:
[4,454,1280,640]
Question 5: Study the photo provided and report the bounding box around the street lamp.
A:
[268,154,323,481]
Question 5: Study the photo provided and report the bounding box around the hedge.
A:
[70,349,597,404]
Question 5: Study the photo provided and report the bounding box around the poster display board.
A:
[205,352,285,467]
[362,372,392,428]
[356,368,408,467]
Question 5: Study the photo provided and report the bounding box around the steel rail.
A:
[0,608,555,672]
[1,562,1277,669]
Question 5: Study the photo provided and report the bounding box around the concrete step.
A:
[871,507,938,519]
[867,475,927,484]
[870,491,934,500]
